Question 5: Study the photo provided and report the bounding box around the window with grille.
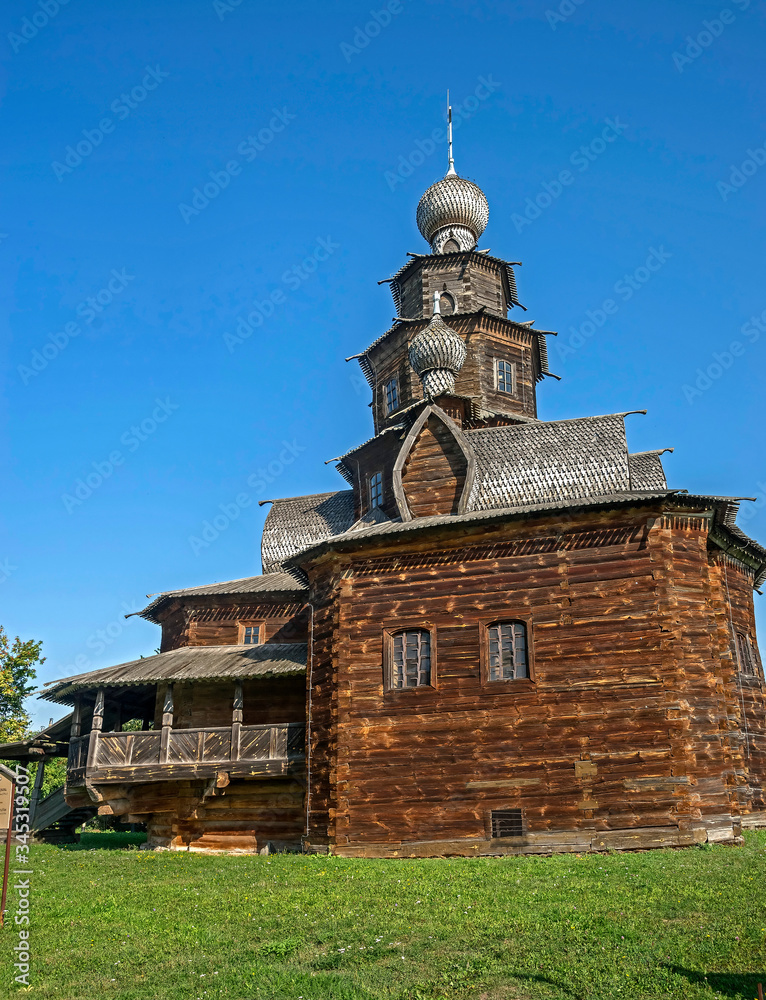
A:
[491,809,524,838]
[391,629,432,689]
[369,472,383,509]
[385,377,399,413]
[241,625,260,645]
[736,632,758,676]
[496,359,516,394]
[487,621,529,681]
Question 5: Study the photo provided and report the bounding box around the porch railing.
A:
[67,723,305,784]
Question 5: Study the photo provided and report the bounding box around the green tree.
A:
[0,626,44,743]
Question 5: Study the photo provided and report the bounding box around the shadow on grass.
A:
[663,964,765,999]
[56,832,147,851]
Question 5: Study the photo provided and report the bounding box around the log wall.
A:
[304,506,764,856]
[159,598,308,651]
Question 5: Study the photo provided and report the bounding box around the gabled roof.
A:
[135,572,307,624]
[466,414,633,511]
[41,644,308,705]
[628,449,672,491]
[261,490,355,573]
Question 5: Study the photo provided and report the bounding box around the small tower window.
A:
[390,629,432,688]
[385,377,399,413]
[241,625,261,645]
[736,632,759,676]
[443,238,460,253]
[486,621,528,681]
[369,472,383,509]
[439,291,455,316]
[496,359,516,395]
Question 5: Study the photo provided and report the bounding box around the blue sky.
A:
[2,0,764,726]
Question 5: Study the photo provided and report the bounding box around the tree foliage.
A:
[0,626,44,743]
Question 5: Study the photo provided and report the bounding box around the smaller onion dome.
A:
[408,292,467,397]
[416,174,489,254]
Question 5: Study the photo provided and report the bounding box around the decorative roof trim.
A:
[392,405,477,522]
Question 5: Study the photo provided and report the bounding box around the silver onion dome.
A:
[409,292,467,397]
[416,174,489,254]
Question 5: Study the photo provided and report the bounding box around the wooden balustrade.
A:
[66,723,305,785]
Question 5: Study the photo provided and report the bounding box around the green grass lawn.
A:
[1,831,765,1000]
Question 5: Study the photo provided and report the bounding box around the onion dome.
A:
[408,292,467,397]
[416,174,489,254]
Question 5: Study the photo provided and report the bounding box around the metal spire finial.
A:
[446,91,456,176]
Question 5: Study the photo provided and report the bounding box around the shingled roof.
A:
[628,449,672,491]
[135,572,307,624]
[465,414,633,511]
[261,490,355,573]
[42,643,308,705]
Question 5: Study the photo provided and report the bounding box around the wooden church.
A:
[38,125,766,856]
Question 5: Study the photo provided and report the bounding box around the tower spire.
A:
[446,91,456,176]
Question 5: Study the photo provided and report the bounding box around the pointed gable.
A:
[393,405,476,520]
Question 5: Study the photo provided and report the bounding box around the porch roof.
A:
[41,643,307,705]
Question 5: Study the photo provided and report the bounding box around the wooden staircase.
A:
[32,787,95,844]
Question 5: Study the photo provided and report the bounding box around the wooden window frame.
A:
[238,623,263,645]
[495,358,516,396]
[369,471,384,510]
[384,376,399,414]
[736,630,761,678]
[382,623,437,694]
[479,615,535,687]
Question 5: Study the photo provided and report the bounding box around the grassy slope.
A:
[0,831,764,1000]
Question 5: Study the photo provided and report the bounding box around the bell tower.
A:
[354,108,558,436]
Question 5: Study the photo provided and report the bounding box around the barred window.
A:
[385,377,399,414]
[392,629,431,689]
[241,625,260,645]
[491,809,524,838]
[369,472,383,509]
[496,359,516,394]
[487,621,528,681]
[736,632,759,676]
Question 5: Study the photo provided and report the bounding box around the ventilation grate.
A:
[491,809,524,839]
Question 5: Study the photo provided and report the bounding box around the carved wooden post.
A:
[159,684,174,764]
[69,697,82,768]
[230,682,243,762]
[86,688,105,772]
[28,756,47,831]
